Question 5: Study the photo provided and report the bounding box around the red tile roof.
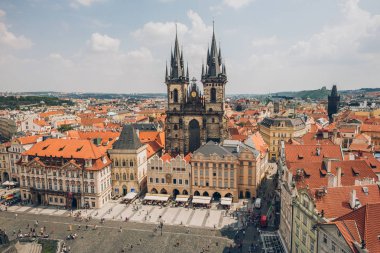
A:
[314,184,380,219]
[361,124,380,132]
[301,132,335,145]
[16,135,42,145]
[285,144,343,164]
[39,110,64,118]
[288,160,377,189]
[334,202,380,253]
[24,138,107,159]
[66,130,120,149]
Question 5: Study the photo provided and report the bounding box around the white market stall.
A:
[175,195,190,202]
[191,196,212,208]
[220,197,233,206]
[144,193,170,202]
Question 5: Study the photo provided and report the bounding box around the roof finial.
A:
[212,18,215,35]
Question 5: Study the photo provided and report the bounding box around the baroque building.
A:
[165,26,228,155]
[19,138,112,209]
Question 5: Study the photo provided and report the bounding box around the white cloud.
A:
[223,0,254,10]
[70,0,102,8]
[251,36,279,47]
[288,0,380,63]
[127,47,154,62]
[230,0,380,93]
[0,9,6,18]
[0,22,33,49]
[89,33,120,52]
[132,22,188,45]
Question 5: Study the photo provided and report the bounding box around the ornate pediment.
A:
[26,157,46,168]
[62,160,81,170]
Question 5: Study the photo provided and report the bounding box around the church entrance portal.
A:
[189,119,200,153]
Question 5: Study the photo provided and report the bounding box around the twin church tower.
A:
[164,25,228,155]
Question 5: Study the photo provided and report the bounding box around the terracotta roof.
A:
[16,135,42,145]
[146,141,163,158]
[328,221,361,253]
[285,144,343,163]
[349,143,372,152]
[184,153,192,163]
[39,110,64,118]
[80,117,106,126]
[139,131,164,148]
[334,202,380,253]
[361,124,380,132]
[289,160,377,189]
[33,119,49,127]
[301,132,335,145]
[314,184,380,220]
[249,132,268,154]
[161,153,172,162]
[24,138,107,159]
[67,130,120,149]
[231,134,248,141]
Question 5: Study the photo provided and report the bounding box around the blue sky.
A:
[0,0,379,94]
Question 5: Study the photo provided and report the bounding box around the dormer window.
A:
[85,159,92,167]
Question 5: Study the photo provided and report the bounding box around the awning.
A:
[175,195,189,202]
[2,181,15,186]
[123,192,137,200]
[144,194,170,202]
[220,197,233,205]
[192,196,211,204]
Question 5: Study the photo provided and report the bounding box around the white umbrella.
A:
[2,181,10,186]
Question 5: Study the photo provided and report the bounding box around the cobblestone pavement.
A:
[0,210,239,253]
[5,199,249,231]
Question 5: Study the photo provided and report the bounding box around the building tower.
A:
[328,85,340,122]
[165,28,190,154]
[201,23,228,143]
[164,24,228,155]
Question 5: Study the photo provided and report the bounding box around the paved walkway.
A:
[5,200,244,230]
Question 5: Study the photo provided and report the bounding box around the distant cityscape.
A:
[1,1,380,253]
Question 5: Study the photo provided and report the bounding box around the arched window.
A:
[130,174,134,180]
[173,89,178,103]
[115,173,119,180]
[174,124,178,130]
[210,88,216,103]
[122,160,126,166]
[130,160,134,167]
[123,173,127,180]
[115,159,119,167]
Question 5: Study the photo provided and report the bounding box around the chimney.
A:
[333,128,338,142]
[336,167,342,187]
[316,147,321,156]
[328,174,337,188]
[349,190,356,209]
[326,159,332,173]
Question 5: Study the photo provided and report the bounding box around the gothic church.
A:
[165,26,228,155]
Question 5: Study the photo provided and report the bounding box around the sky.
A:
[0,0,379,94]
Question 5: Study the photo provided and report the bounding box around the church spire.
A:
[167,24,186,81]
[165,61,168,82]
[205,21,222,78]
